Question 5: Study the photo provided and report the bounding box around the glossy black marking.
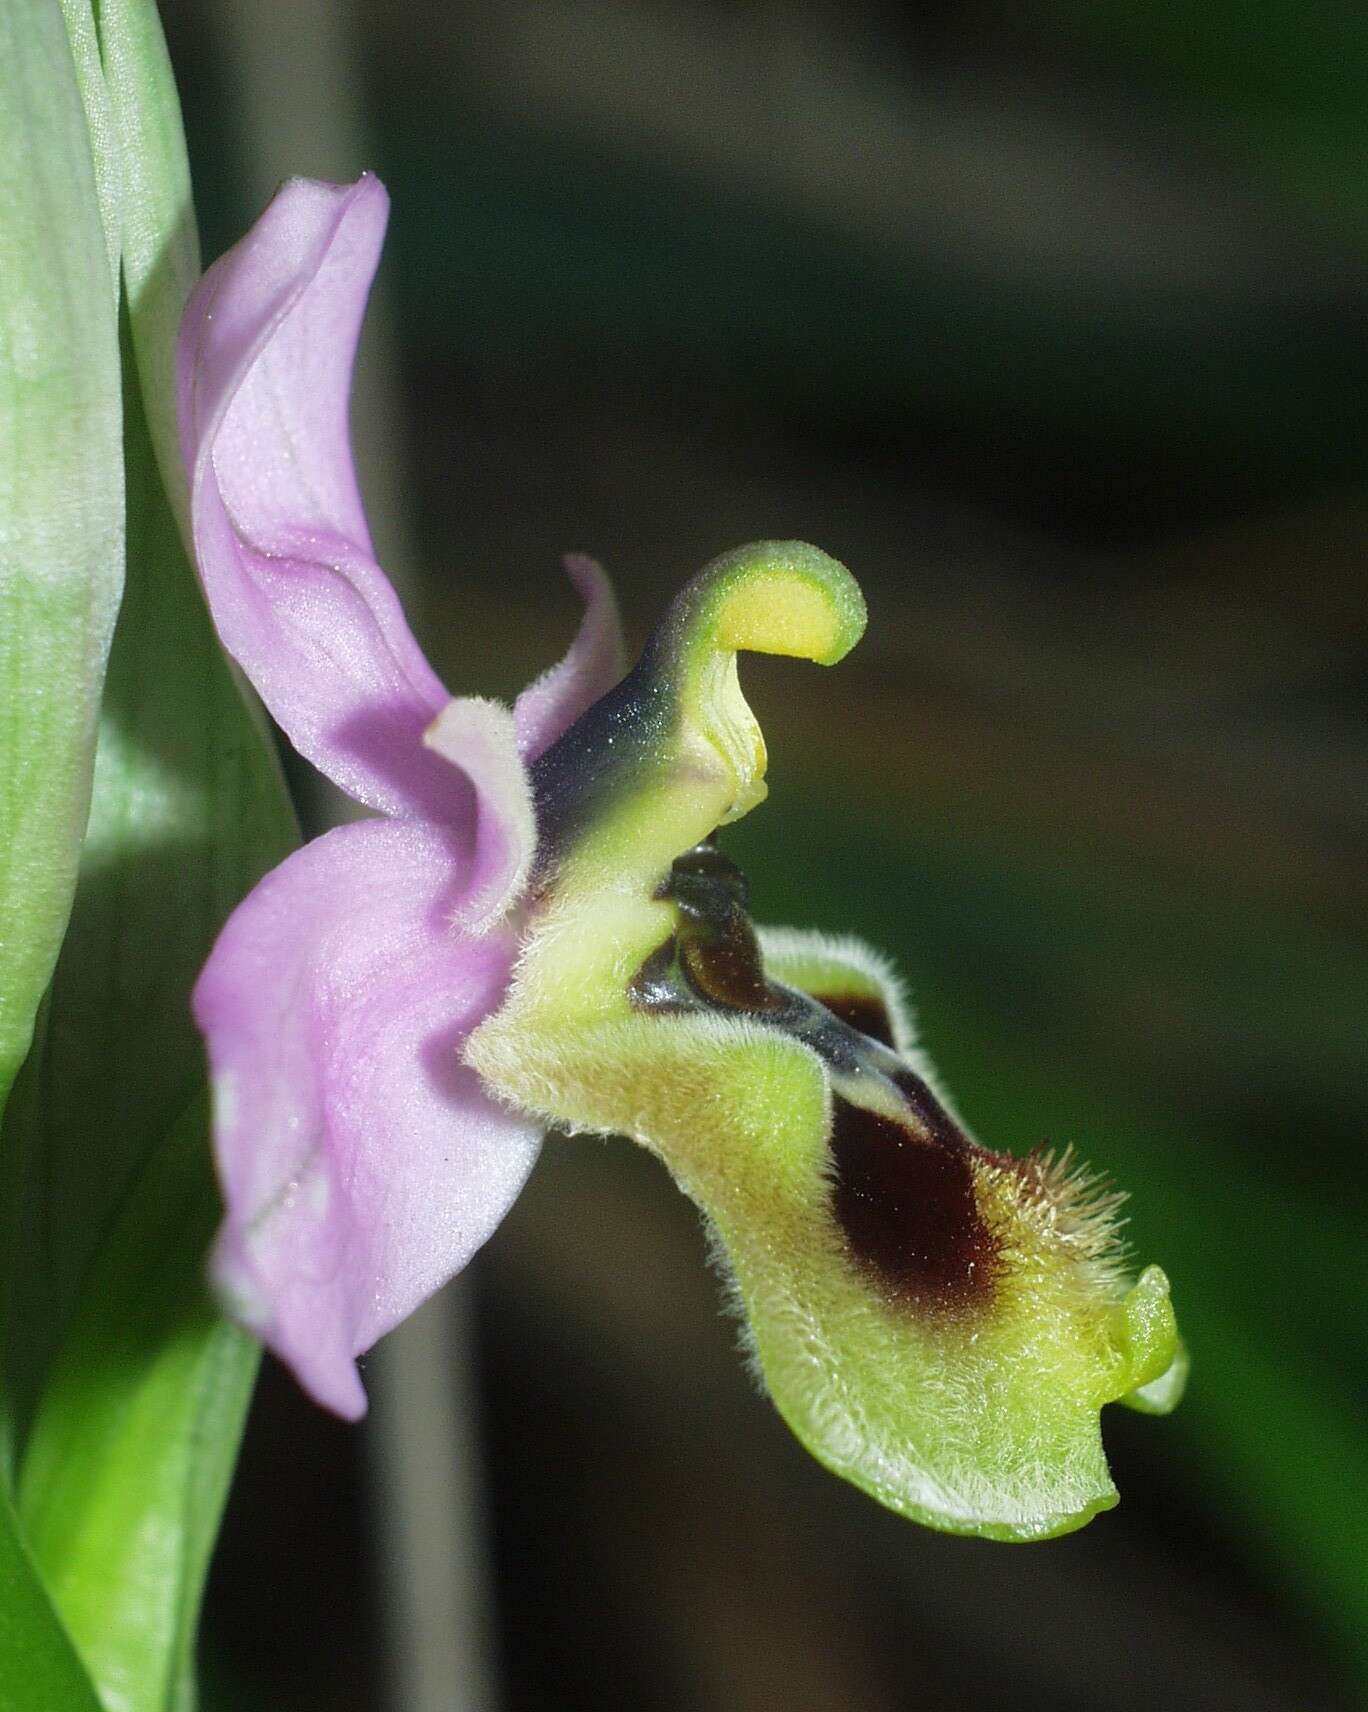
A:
[628,936,691,1013]
[668,839,751,904]
[634,844,905,1073]
[632,843,915,1072]
[810,991,896,1049]
[889,1068,969,1154]
[659,842,781,1014]
[829,1097,997,1310]
[630,837,998,1311]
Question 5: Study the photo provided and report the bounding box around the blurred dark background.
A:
[168,2,1366,1708]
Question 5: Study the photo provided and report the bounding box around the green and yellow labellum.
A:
[468,540,1185,1541]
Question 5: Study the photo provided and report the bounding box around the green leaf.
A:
[89,0,202,526]
[1,4,296,1683]
[0,0,122,1123]
[2,305,296,1704]
[0,1482,102,1712]
[18,1096,258,1712]
[1,311,293,1435]
[56,0,121,302]
[57,0,199,519]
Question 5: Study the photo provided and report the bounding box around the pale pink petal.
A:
[424,698,536,932]
[178,174,456,818]
[513,554,626,762]
[196,818,541,1417]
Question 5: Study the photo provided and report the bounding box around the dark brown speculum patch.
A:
[632,837,999,1313]
[829,1098,996,1310]
[810,991,897,1048]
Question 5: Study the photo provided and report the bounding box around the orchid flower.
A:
[181,174,1185,1540]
